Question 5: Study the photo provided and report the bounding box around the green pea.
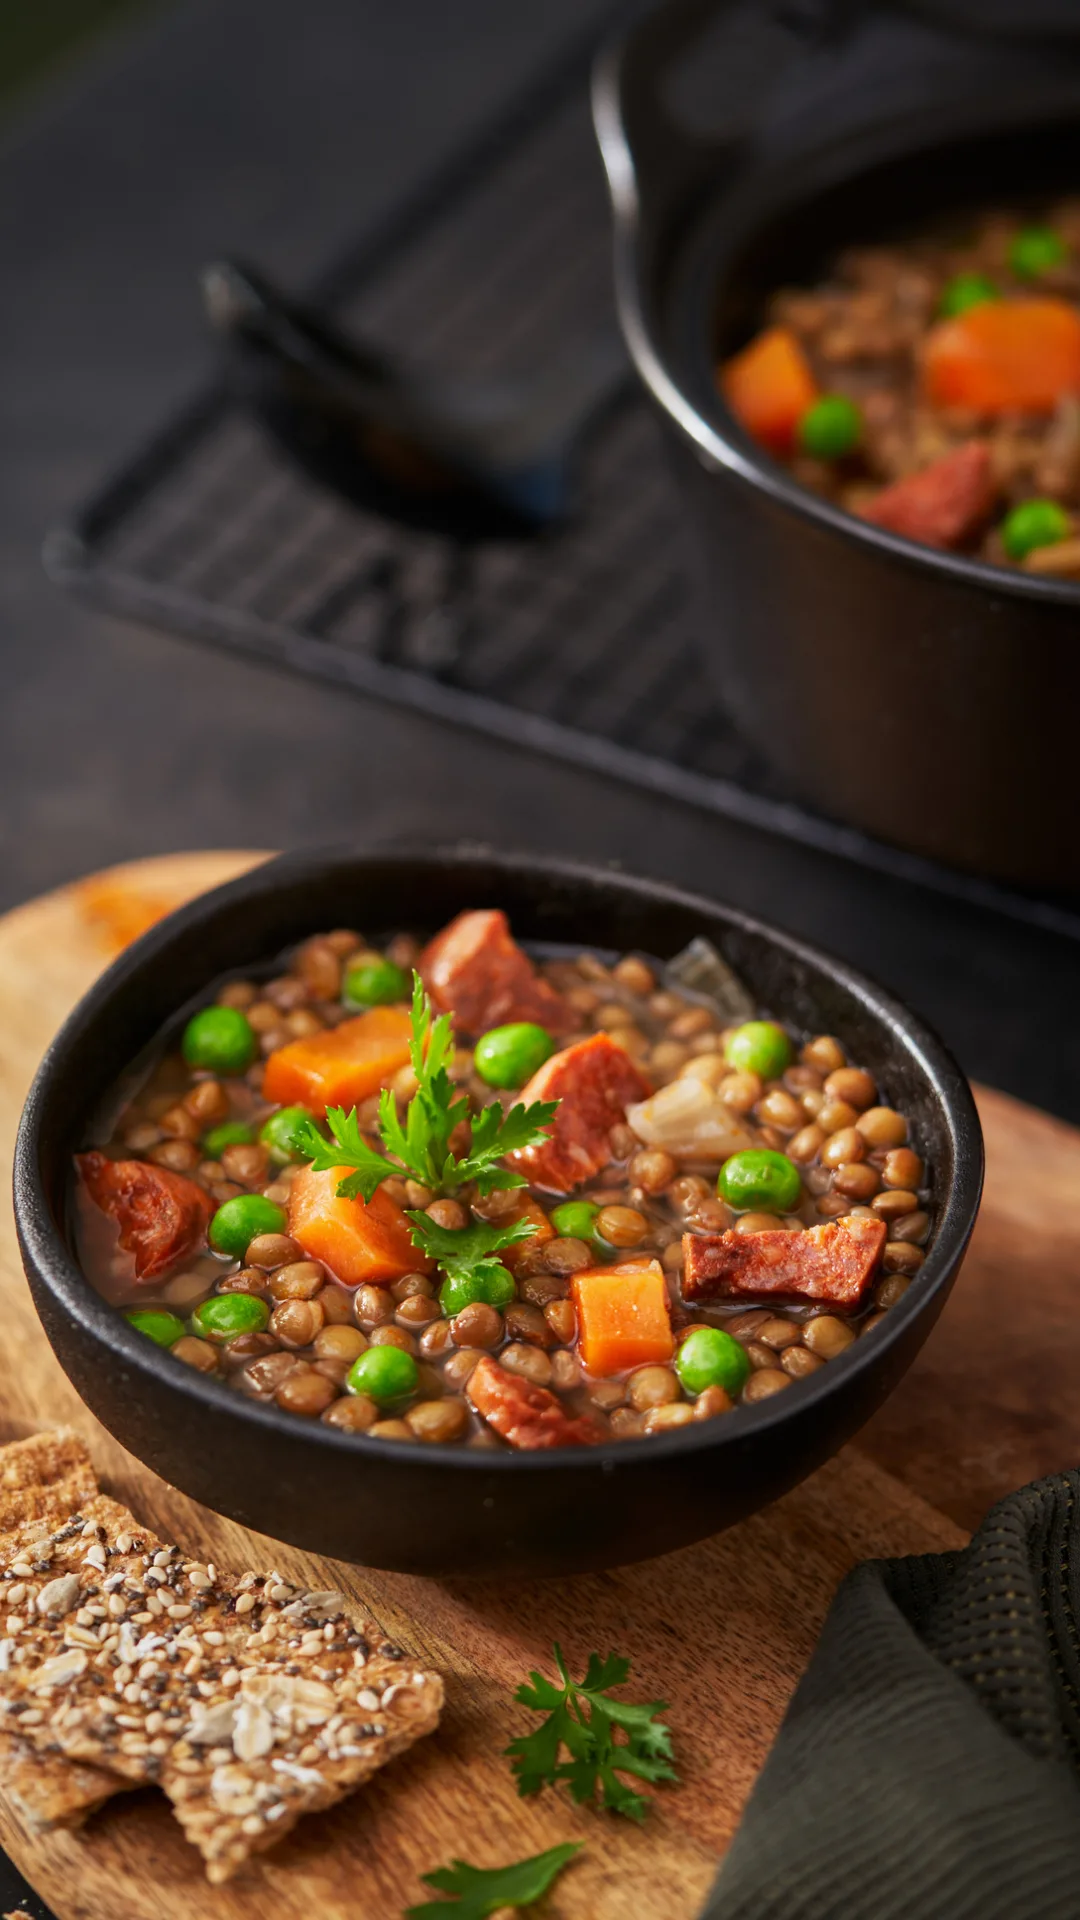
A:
[124,1308,185,1349]
[474,1022,555,1089]
[550,1201,599,1241]
[797,394,861,461]
[346,1345,418,1405]
[259,1105,318,1165]
[439,1266,517,1318]
[1001,497,1071,561]
[717,1148,801,1214]
[182,1006,256,1076]
[939,271,998,318]
[724,1021,792,1080]
[191,1292,270,1342]
[201,1121,255,1159]
[1009,225,1068,281]
[676,1327,751,1399]
[209,1194,287,1260]
[342,957,410,1008]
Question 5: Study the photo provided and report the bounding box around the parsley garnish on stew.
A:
[404,1213,538,1289]
[506,1644,677,1824]
[404,1842,582,1920]
[294,974,555,1201]
[293,974,557,1282]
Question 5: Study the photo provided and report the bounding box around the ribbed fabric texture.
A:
[704,1471,1080,1920]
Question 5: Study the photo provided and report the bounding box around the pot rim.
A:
[593,43,1080,608]
[14,844,983,1479]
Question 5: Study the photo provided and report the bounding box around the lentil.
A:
[269,1262,325,1302]
[742,1369,791,1401]
[882,1242,926,1275]
[406,1398,469,1443]
[627,1366,680,1411]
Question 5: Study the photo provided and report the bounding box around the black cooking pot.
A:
[594,0,1080,889]
[14,848,981,1577]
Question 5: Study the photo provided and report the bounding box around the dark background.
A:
[2,0,1078,1123]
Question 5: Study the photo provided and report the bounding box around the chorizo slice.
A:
[510,1033,652,1195]
[682,1214,886,1310]
[465,1355,605,1450]
[419,909,575,1039]
[77,1151,214,1282]
[858,442,995,550]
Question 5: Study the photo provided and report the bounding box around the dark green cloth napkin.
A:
[704,1470,1080,1920]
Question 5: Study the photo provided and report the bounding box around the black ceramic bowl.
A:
[14,847,981,1578]
[594,0,1080,889]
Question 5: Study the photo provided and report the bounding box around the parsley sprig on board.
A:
[292,973,557,1283]
[507,1645,677,1824]
[405,1842,582,1920]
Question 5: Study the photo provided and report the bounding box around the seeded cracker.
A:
[0,1493,442,1880]
[0,1436,126,1831]
[0,1430,97,1535]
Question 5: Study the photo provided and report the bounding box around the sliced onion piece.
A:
[664,936,755,1025]
[627,1076,756,1161]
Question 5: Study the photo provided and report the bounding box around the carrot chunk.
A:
[720,326,818,455]
[510,1033,652,1195]
[681,1214,886,1309]
[923,298,1080,415]
[466,1354,605,1449]
[571,1261,674,1377]
[287,1164,430,1285]
[419,909,575,1038]
[77,1151,213,1282]
[858,442,995,549]
[262,1006,412,1115]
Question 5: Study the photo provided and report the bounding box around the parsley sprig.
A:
[405,1842,581,1920]
[404,1214,538,1289]
[294,1103,398,1204]
[293,974,556,1203]
[292,974,558,1287]
[507,1645,677,1824]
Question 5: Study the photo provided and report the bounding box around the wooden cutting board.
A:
[0,850,1064,1920]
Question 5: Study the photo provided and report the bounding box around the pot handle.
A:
[592,0,851,240]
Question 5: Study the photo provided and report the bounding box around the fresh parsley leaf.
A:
[507,1644,677,1824]
[405,1842,582,1920]
[448,1097,558,1196]
[292,1108,399,1204]
[405,1213,538,1290]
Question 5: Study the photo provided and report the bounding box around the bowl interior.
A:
[24,848,978,1430]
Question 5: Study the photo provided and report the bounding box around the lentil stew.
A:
[73,911,934,1451]
[721,200,1080,575]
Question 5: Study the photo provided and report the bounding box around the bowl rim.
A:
[594,57,1080,608]
[14,843,984,1478]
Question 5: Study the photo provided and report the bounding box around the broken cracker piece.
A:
[0,1740,122,1835]
[0,1429,97,1535]
[167,1647,442,1882]
[0,1493,442,1880]
[0,1433,125,1832]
